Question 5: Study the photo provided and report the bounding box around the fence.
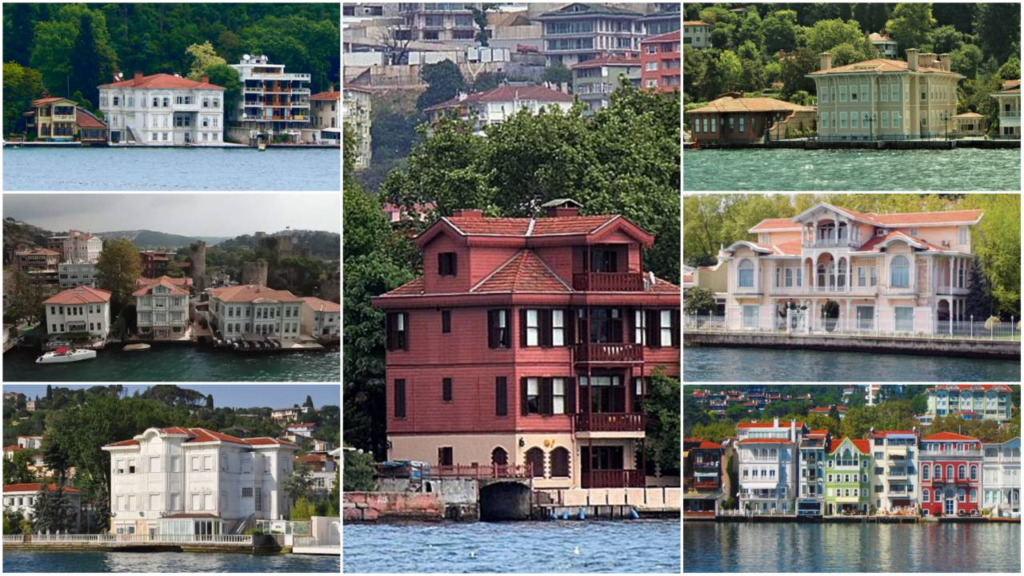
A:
[24,533,252,544]
[293,536,340,548]
[685,313,1020,341]
[3,534,25,543]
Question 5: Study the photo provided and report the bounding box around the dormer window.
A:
[437,252,457,276]
[590,248,618,272]
[876,229,886,237]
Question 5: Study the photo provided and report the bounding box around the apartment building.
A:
[641,3,681,37]
[102,427,298,535]
[98,72,226,145]
[48,230,103,264]
[736,419,805,514]
[640,31,680,92]
[43,286,113,340]
[397,2,480,42]
[992,79,1020,138]
[13,248,60,286]
[229,55,311,145]
[58,262,98,288]
[572,55,640,115]
[208,285,305,345]
[683,438,724,515]
[824,438,872,515]
[538,3,644,67]
[926,384,1014,422]
[342,86,372,169]
[423,85,573,132]
[134,276,192,340]
[683,21,712,49]
[869,430,919,513]
[373,200,680,490]
[797,428,830,516]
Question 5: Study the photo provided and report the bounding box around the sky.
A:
[2,384,339,410]
[3,193,340,237]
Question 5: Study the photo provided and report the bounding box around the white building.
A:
[868,32,899,58]
[49,230,103,263]
[59,262,98,288]
[423,85,574,134]
[229,55,311,145]
[300,297,340,339]
[287,423,318,438]
[208,285,305,345]
[796,428,829,516]
[17,436,43,450]
[43,286,112,340]
[343,86,372,169]
[295,453,337,494]
[869,430,920,513]
[683,21,712,49]
[992,79,1020,139]
[272,408,302,423]
[102,427,299,536]
[306,87,341,144]
[134,276,191,340]
[98,72,226,145]
[2,483,84,531]
[982,438,1021,516]
[736,419,805,514]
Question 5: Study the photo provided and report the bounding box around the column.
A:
[846,299,851,333]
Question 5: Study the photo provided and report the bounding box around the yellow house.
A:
[30,96,78,141]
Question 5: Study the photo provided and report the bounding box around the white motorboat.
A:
[36,347,97,364]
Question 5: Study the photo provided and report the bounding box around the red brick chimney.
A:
[543,199,583,218]
[201,76,209,84]
[134,72,143,81]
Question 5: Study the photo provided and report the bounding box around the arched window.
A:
[970,489,977,503]
[958,465,966,479]
[958,488,966,503]
[550,447,570,478]
[970,465,977,480]
[525,447,545,478]
[890,255,910,288]
[946,465,953,480]
[817,264,826,288]
[837,259,847,287]
[922,464,930,480]
[491,447,508,467]
[738,259,754,288]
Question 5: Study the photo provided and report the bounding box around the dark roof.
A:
[539,3,643,19]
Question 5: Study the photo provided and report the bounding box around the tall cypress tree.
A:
[69,12,101,103]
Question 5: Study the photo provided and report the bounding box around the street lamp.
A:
[940,111,951,140]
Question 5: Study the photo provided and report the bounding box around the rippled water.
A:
[683,148,1021,191]
[683,346,1020,382]
[2,346,339,382]
[2,550,339,573]
[344,520,681,573]
[3,148,340,191]
[684,522,1021,572]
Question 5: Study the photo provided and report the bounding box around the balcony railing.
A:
[581,469,645,489]
[576,412,645,432]
[575,342,643,364]
[427,463,532,479]
[922,449,982,457]
[573,272,646,292]
[23,534,253,544]
[694,479,720,489]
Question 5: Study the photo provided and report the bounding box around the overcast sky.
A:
[3,193,340,236]
[3,384,339,410]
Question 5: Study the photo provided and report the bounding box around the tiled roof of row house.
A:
[687,95,815,114]
[572,55,640,70]
[424,85,574,112]
[925,384,1013,392]
[997,79,1021,94]
[43,286,112,305]
[3,483,82,493]
[32,96,72,106]
[103,427,298,448]
[302,297,341,312]
[642,30,681,44]
[311,88,341,101]
[684,438,724,449]
[209,285,305,303]
[808,58,958,76]
[748,208,985,232]
[737,421,805,429]
[133,276,192,296]
[76,108,106,128]
[97,73,224,90]
[829,438,871,454]
[922,432,981,442]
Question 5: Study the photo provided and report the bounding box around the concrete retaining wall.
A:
[343,492,444,523]
[557,487,680,512]
[684,331,1019,359]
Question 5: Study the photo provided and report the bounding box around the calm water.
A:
[3,148,340,191]
[2,550,339,572]
[2,346,339,382]
[683,148,1021,191]
[683,346,1020,382]
[344,520,681,573]
[684,522,1021,572]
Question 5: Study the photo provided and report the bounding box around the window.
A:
[923,464,929,480]
[958,465,966,479]
[970,489,977,502]
[550,447,570,477]
[203,456,212,471]
[552,310,565,346]
[660,310,673,346]
[441,310,451,333]
[785,268,793,287]
[970,465,977,480]
[738,259,754,288]
[129,459,136,474]
[946,465,954,479]
[634,309,646,345]
[495,377,508,416]
[958,489,966,503]
[116,460,125,474]
[525,378,540,414]
[437,447,453,467]
[850,85,858,101]
[386,312,408,351]
[526,447,545,478]
[488,309,510,348]
[840,112,848,129]
[923,489,930,502]
[959,226,968,245]
[526,310,540,346]
[851,112,859,129]
[552,378,566,414]
[892,111,901,128]
[742,305,759,329]
[394,379,406,418]
[437,252,457,276]
[442,377,453,402]
[890,255,910,288]
[149,456,160,473]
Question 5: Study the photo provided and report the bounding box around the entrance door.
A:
[945,497,955,515]
[856,306,874,331]
[149,526,157,538]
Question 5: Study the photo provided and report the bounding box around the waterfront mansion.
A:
[43,286,113,341]
[207,285,305,345]
[808,49,963,141]
[98,72,226,145]
[134,276,192,340]
[718,202,983,335]
[102,427,298,536]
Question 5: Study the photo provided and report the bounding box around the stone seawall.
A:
[684,332,1020,359]
[343,492,445,523]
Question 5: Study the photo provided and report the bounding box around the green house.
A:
[824,437,872,515]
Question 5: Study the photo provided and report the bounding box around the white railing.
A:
[685,312,1020,341]
[922,449,982,457]
[4,534,25,543]
[293,536,340,548]
[27,534,252,544]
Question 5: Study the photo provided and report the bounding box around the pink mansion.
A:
[718,203,983,334]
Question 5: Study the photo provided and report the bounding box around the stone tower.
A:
[189,241,207,291]
[242,259,269,287]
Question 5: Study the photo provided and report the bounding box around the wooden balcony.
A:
[573,272,646,292]
[694,479,720,489]
[581,469,646,489]
[575,412,645,432]
[574,342,643,364]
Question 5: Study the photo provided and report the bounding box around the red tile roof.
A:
[98,73,224,91]
[471,250,571,294]
[245,437,298,447]
[209,285,304,303]
[809,406,847,413]
[103,427,298,448]
[855,231,945,252]
[572,54,640,69]
[32,96,72,106]
[684,439,724,450]
[688,96,814,115]
[749,218,800,232]
[133,276,191,296]
[311,88,340,101]
[737,422,804,429]
[923,432,981,442]
[808,58,959,77]
[301,297,340,313]
[751,208,984,234]
[288,422,317,428]
[870,430,918,438]
[76,108,106,129]
[43,286,112,305]
[642,30,680,44]
[294,454,327,463]
[829,438,870,454]
[386,277,425,296]
[738,438,793,444]
[3,445,25,452]
[806,429,830,437]
[425,85,573,112]
[4,483,82,494]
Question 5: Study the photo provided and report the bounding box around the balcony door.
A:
[581,446,625,473]
[588,247,619,273]
[588,308,623,343]
[579,374,625,413]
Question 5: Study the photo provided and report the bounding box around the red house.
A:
[640,31,680,92]
[919,432,983,517]
[373,201,680,489]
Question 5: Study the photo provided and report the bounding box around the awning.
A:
[886,447,908,457]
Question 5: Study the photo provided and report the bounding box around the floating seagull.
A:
[469,550,477,559]
[573,546,580,556]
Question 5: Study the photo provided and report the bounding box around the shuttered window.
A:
[437,252,457,276]
[495,377,508,416]
[394,379,406,418]
[487,309,511,348]
[441,309,451,333]
[442,377,452,402]
[385,312,408,351]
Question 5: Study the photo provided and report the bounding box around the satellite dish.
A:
[243,54,250,61]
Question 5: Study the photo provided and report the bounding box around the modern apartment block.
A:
[12,248,60,286]
[719,202,984,334]
[572,55,640,115]
[919,432,983,517]
[102,427,298,536]
[58,262,98,289]
[134,276,192,340]
[982,438,1021,515]
[397,2,480,42]
[925,384,1014,422]
[373,201,680,490]
[342,86,372,169]
[736,419,805,514]
[640,31,680,92]
[869,430,919,513]
[98,72,226,145]
[641,3,681,37]
[229,55,311,145]
[208,285,305,345]
[992,79,1020,139]
[797,428,830,516]
[538,3,644,67]
[808,49,964,141]
[824,437,872,515]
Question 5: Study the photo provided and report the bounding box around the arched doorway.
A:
[525,447,545,478]
[491,447,508,467]
[550,447,570,478]
[821,300,839,332]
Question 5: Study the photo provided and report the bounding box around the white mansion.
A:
[102,427,298,536]
[208,285,305,345]
[98,72,226,145]
[43,286,112,340]
[134,276,192,340]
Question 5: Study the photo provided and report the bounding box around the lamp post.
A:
[940,111,951,140]
[865,112,877,142]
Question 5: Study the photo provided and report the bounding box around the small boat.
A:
[257,142,267,151]
[36,347,97,364]
[123,343,151,352]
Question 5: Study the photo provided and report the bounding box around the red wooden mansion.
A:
[374,200,680,489]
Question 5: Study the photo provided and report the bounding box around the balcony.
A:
[922,449,982,457]
[575,342,643,364]
[694,478,720,489]
[576,412,644,433]
[573,272,646,292]
[580,469,645,488]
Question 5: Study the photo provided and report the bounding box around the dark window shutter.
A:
[566,377,576,415]
[672,309,680,347]
[441,309,451,333]
[451,253,457,276]
[519,309,528,347]
[495,377,508,416]
[437,253,445,275]
[385,313,394,351]
[647,309,660,349]
[520,378,529,416]
[394,379,406,418]
[540,309,553,348]
[541,378,553,415]
[487,310,497,348]
[442,377,452,402]
[565,309,575,345]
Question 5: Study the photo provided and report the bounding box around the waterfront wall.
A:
[557,487,681,512]
[684,331,1020,359]
[694,140,1020,150]
[343,491,445,523]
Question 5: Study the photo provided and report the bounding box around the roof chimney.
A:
[906,48,919,71]
[790,419,796,441]
[939,53,951,72]
[134,71,143,81]
[541,198,583,218]
[819,52,832,71]
[452,208,483,218]
[773,417,779,428]
[201,75,209,84]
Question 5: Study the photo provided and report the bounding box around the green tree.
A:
[928,25,964,55]
[205,394,214,409]
[541,63,573,87]
[887,3,936,54]
[975,3,1022,64]
[4,272,47,325]
[282,463,315,503]
[735,12,764,53]
[290,497,315,521]
[643,371,680,473]
[998,57,1021,82]
[31,6,117,106]
[185,41,227,81]
[805,413,841,436]
[762,10,798,56]
[717,50,743,92]
[964,255,995,320]
[806,19,871,55]
[725,403,749,420]
[689,420,737,444]
[683,286,717,315]
[829,42,874,68]
[96,238,142,313]
[343,449,377,492]
[780,48,819,99]
[469,4,496,46]
[416,60,465,111]
[32,485,75,533]
[3,62,45,138]
[950,44,984,79]
[2,450,37,485]
[204,63,241,135]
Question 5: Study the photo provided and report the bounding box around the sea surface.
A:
[682,148,1021,191]
[683,346,1020,382]
[2,346,339,382]
[683,522,1021,572]
[3,147,340,191]
[344,520,681,573]
[2,550,339,573]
